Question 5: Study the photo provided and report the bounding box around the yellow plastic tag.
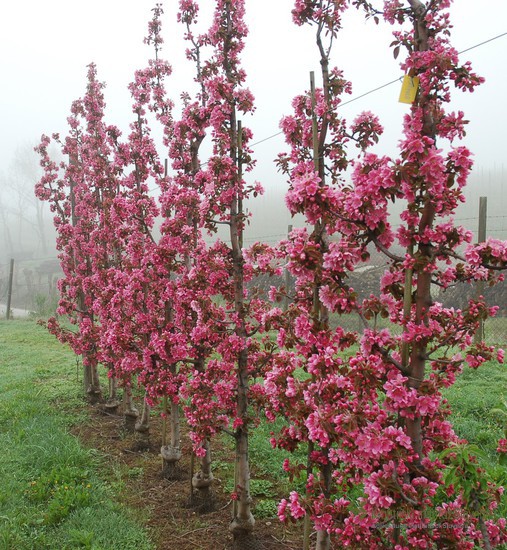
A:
[399,75,420,104]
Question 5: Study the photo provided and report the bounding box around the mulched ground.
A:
[70,402,304,550]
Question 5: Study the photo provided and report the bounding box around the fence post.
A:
[6,258,14,320]
[474,196,487,343]
[283,224,293,312]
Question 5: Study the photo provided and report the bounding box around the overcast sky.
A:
[1,0,506,199]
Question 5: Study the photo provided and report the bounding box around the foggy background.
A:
[0,0,505,317]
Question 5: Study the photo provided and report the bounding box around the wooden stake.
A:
[237,120,243,250]
[6,258,14,320]
[474,196,487,344]
[162,396,168,447]
[402,244,414,368]
[283,224,293,313]
[310,71,319,172]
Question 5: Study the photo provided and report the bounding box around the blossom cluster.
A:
[264,0,507,548]
[35,1,507,548]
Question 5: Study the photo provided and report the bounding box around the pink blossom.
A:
[286,491,306,519]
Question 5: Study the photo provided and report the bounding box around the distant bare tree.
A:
[0,193,15,257]
[0,143,53,258]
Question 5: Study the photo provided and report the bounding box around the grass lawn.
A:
[443,358,507,517]
[445,359,507,459]
[0,319,155,550]
[1,318,506,549]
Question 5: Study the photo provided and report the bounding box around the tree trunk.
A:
[123,386,139,432]
[404,0,434,467]
[229,344,255,543]
[134,393,151,449]
[309,69,332,550]
[191,438,215,512]
[161,396,182,479]
[315,532,331,550]
[315,459,332,550]
[479,516,493,550]
[229,120,256,546]
[84,356,102,404]
[104,374,120,413]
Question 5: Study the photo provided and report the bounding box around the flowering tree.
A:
[265,0,507,548]
[156,0,216,493]
[36,1,507,548]
[96,4,174,441]
[176,0,277,543]
[86,26,172,436]
[34,63,122,404]
[35,7,173,435]
[265,2,385,548]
